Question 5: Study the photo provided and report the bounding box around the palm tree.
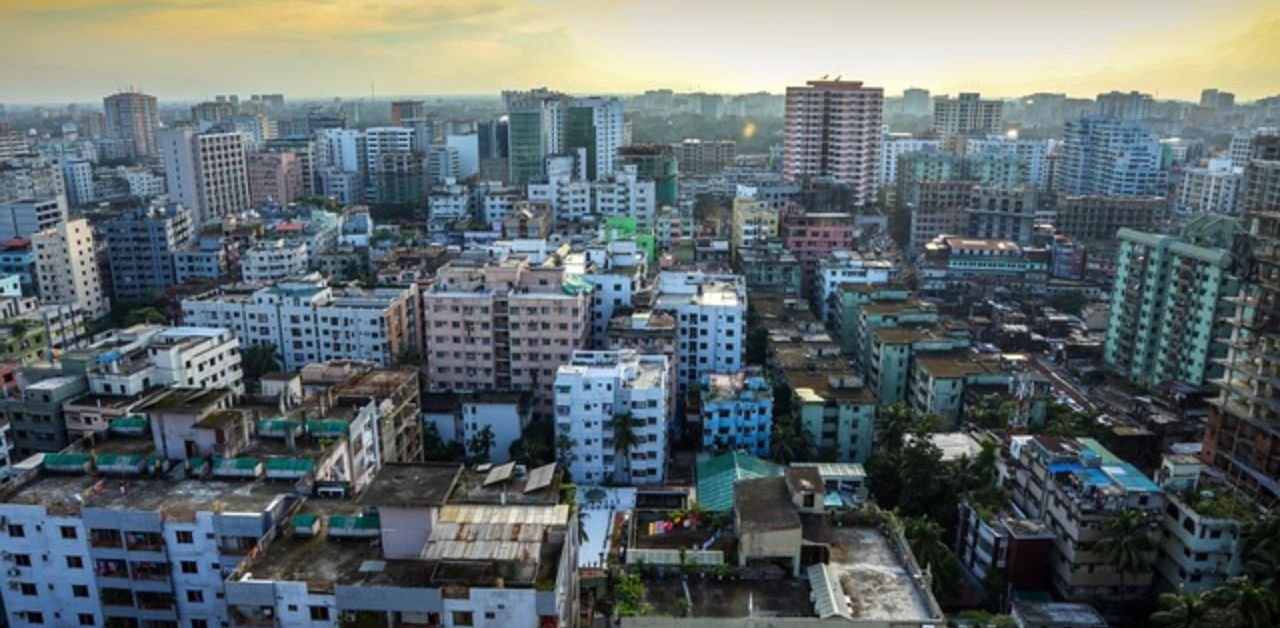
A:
[770,414,812,463]
[1151,587,1209,628]
[902,516,950,573]
[1095,510,1156,598]
[877,403,914,452]
[1208,577,1279,628]
[468,425,496,461]
[241,342,282,380]
[1243,513,1280,591]
[609,413,639,483]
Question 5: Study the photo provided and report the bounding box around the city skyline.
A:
[3,0,1279,104]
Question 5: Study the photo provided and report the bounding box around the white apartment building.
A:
[0,196,68,241]
[816,251,895,322]
[964,136,1056,189]
[180,277,420,371]
[33,218,110,319]
[555,350,670,484]
[425,392,532,464]
[880,134,942,187]
[1176,158,1242,215]
[654,271,747,395]
[158,128,251,226]
[241,238,310,284]
[564,240,647,348]
[594,166,656,228]
[117,167,167,200]
[933,93,1004,138]
[574,97,626,181]
[427,181,471,220]
[0,465,288,628]
[86,325,244,397]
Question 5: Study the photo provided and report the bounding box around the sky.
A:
[3,0,1279,104]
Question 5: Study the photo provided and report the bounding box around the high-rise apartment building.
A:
[158,128,251,225]
[1058,116,1167,197]
[676,138,736,176]
[554,350,670,484]
[507,90,566,184]
[0,196,67,240]
[653,271,746,396]
[1096,90,1154,120]
[32,218,110,319]
[102,90,160,158]
[1175,158,1242,215]
[566,97,625,181]
[422,254,590,417]
[1200,88,1235,109]
[246,151,303,207]
[1105,215,1239,389]
[902,87,931,116]
[1205,135,1280,502]
[932,93,1004,139]
[782,79,883,206]
[100,203,194,301]
[389,99,426,126]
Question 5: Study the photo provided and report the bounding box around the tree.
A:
[1094,510,1156,596]
[510,418,555,467]
[124,306,167,326]
[769,414,813,463]
[902,515,964,607]
[1151,588,1210,628]
[609,413,639,483]
[241,343,282,380]
[1242,512,1280,592]
[745,326,769,366]
[876,403,914,452]
[1207,577,1279,628]
[467,425,496,461]
[1047,290,1089,316]
[613,570,651,617]
[422,422,465,462]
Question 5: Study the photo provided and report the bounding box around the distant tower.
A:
[103,90,160,158]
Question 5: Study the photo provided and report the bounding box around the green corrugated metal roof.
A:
[307,420,348,435]
[109,417,148,430]
[44,453,92,467]
[695,451,782,512]
[328,515,380,530]
[265,458,314,472]
[96,454,143,467]
[292,514,319,528]
[258,418,299,432]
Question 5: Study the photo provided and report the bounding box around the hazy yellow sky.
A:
[3,0,1278,103]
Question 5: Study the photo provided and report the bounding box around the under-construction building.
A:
[1205,135,1280,505]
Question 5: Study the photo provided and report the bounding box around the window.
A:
[60,526,77,539]
[14,554,30,567]
[25,611,43,624]
[7,524,24,537]
[485,611,497,619]
[192,621,209,628]
[452,611,475,626]
[21,582,37,596]
[78,614,94,626]
[187,590,204,603]
[175,530,194,544]
[73,584,89,598]
[181,561,198,574]
[309,606,330,621]
[66,555,84,569]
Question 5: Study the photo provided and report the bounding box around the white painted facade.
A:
[554,349,670,485]
[241,238,310,285]
[653,271,747,395]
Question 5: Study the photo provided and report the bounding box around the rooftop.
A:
[817,526,939,622]
[3,471,291,513]
[359,463,463,508]
[696,451,781,512]
[734,476,800,534]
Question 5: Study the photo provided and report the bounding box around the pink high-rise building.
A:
[423,255,591,418]
[247,151,303,207]
[783,79,883,207]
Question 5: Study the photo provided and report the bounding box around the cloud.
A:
[1,0,1277,102]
